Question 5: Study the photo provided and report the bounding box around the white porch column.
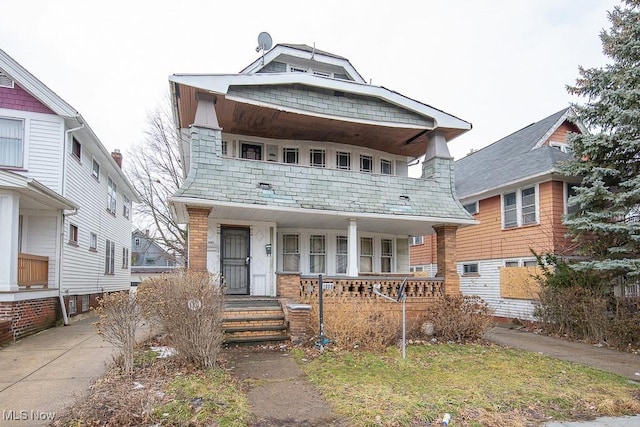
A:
[0,192,20,291]
[347,218,358,277]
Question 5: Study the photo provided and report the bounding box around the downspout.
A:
[58,123,84,325]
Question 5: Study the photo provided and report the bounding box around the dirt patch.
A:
[224,346,347,426]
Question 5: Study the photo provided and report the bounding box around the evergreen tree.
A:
[563,0,640,278]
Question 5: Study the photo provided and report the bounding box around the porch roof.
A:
[169,196,477,236]
[0,170,78,210]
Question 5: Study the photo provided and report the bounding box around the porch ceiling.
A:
[171,199,475,236]
[175,85,462,158]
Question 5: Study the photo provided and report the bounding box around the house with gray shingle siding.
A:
[168,43,476,298]
[411,108,584,320]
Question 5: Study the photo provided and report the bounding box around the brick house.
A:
[0,49,138,344]
[167,43,476,335]
[410,108,583,320]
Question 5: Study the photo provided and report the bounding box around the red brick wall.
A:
[0,84,55,114]
[0,297,58,345]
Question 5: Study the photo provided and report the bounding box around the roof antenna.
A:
[255,32,273,65]
[311,42,315,60]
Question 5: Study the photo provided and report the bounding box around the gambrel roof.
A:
[455,108,578,200]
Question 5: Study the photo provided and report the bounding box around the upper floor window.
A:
[0,117,23,168]
[283,147,299,164]
[122,247,129,269]
[92,159,100,180]
[566,183,580,215]
[550,142,572,154]
[380,159,393,175]
[221,140,228,155]
[463,201,478,215]
[336,151,351,170]
[241,142,262,160]
[310,149,325,168]
[134,237,140,247]
[503,186,537,229]
[123,195,130,219]
[360,155,373,173]
[68,224,79,245]
[282,234,300,272]
[107,177,117,214]
[309,235,326,274]
[289,66,308,73]
[72,137,82,160]
[89,232,97,251]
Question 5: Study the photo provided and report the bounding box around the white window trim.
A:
[91,158,100,181]
[0,116,25,168]
[380,158,393,175]
[462,262,479,275]
[501,185,539,229]
[89,232,98,251]
[309,148,326,168]
[410,235,424,246]
[107,176,117,214]
[463,201,479,215]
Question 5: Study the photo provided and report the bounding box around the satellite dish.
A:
[256,32,273,52]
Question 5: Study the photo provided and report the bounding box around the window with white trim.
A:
[107,177,117,214]
[380,159,393,175]
[360,237,373,273]
[310,149,325,168]
[309,235,326,274]
[221,140,228,155]
[336,151,351,170]
[122,247,129,269]
[503,186,537,228]
[289,66,308,73]
[0,117,23,168]
[105,239,115,274]
[89,232,97,251]
[92,159,100,180]
[505,261,519,268]
[283,147,299,164]
[381,239,393,273]
[566,183,579,215]
[282,234,300,272]
[72,137,81,160]
[463,263,479,275]
[336,236,347,274]
[123,195,130,219]
[68,224,78,245]
[463,201,478,215]
[360,155,373,173]
[410,236,424,246]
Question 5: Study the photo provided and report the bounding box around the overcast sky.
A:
[1,0,618,162]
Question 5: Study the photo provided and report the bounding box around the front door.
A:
[221,227,250,295]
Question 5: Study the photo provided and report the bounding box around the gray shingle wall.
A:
[227,85,432,127]
[175,127,470,221]
[257,61,287,73]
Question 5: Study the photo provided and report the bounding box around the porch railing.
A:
[18,253,49,288]
[300,275,444,299]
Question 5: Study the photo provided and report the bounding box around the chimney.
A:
[111,149,122,168]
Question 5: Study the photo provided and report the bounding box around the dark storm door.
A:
[221,227,250,295]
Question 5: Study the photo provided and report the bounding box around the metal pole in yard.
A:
[318,274,324,346]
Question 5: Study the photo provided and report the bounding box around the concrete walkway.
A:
[484,325,640,427]
[0,316,116,427]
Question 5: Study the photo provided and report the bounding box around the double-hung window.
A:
[336,236,348,274]
[92,159,100,180]
[0,117,23,168]
[122,247,129,269]
[381,239,393,273]
[107,177,117,214]
[309,235,326,274]
[123,195,130,219]
[360,237,373,273]
[503,186,537,228]
[282,234,300,272]
[105,240,115,274]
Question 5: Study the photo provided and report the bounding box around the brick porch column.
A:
[187,207,211,271]
[433,225,460,296]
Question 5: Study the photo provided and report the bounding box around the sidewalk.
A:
[484,324,640,427]
[0,316,115,427]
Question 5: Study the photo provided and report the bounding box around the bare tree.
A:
[125,94,187,264]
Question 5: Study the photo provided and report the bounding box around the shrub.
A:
[423,295,494,342]
[137,270,225,369]
[303,295,399,352]
[94,291,143,375]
